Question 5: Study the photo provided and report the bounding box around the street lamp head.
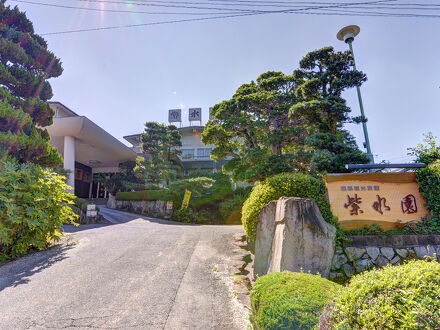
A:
[337,25,360,43]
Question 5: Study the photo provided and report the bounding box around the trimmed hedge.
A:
[251,271,341,330]
[116,189,173,202]
[242,173,334,242]
[321,260,440,329]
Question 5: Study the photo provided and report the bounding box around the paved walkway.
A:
[0,207,248,329]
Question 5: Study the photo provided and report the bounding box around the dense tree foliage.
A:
[408,132,440,165]
[134,122,182,184]
[202,71,301,182]
[0,1,63,167]
[203,47,369,183]
[94,160,142,195]
[291,47,369,172]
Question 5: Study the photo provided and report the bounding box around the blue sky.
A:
[9,0,440,163]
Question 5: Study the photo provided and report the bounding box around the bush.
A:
[416,160,440,216]
[242,173,334,241]
[345,215,440,236]
[251,271,341,330]
[169,174,233,208]
[321,260,440,329]
[219,186,252,224]
[116,189,173,202]
[171,208,196,223]
[0,161,78,260]
[75,198,89,212]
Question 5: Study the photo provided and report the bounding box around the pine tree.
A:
[135,122,182,184]
[0,1,63,167]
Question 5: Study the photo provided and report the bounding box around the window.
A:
[181,149,195,160]
[197,148,212,159]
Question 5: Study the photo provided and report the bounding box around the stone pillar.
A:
[254,197,336,278]
[63,136,75,193]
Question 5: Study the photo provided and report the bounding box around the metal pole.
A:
[347,40,374,164]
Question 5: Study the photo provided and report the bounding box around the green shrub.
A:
[345,215,440,236]
[0,161,78,260]
[116,189,173,202]
[242,173,334,241]
[219,186,252,224]
[416,160,440,216]
[408,132,440,165]
[75,198,89,212]
[171,208,197,223]
[251,271,341,330]
[143,182,161,190]
[169,174,233,208]
[321,260,440,329]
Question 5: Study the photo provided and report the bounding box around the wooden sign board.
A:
[324,172,429,230]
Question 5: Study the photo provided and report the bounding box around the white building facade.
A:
[46,102,137,198]
[124,125,227,174]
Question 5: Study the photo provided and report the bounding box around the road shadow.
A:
[63,223,111,233]
[63,207,209,234]
[0,242,74,292]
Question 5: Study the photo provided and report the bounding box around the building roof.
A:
[48,101,80,117]
[46,102,136,168]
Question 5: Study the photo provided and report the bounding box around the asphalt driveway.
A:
[0,207,249,329]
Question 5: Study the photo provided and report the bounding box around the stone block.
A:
[375,255,389,268]
[331,253,348,270]
[107,193,116,209]
[342,263,355,277]
[390,255,401,265]
[426,245,437,259]
[380,247,395,261]
[366,247,380,260]
[335,246,343,255]
[414,246,428,259]
[354,258,373,273]
[395,248,409,259]
[254,197,336,278]
[253,201,277,277]
[345,247,366,262]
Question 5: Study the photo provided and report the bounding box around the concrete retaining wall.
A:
[112,199,173,219]
[330,235,440,283]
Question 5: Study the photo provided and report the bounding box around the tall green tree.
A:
[202,47,368,183]
[0,1,63,167]
[291,46,369,172]
[135,122,182,184]
[202,71,304,183]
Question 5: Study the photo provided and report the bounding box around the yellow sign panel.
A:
[324,173,429,230]
[181,190,192,209]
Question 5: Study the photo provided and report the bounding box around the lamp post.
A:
[337,25,374,164]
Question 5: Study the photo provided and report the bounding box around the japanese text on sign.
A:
[168,109,182,122]
[188,108,201,121]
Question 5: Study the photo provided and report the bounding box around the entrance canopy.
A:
[47,102,136,196]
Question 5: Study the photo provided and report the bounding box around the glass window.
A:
[181,149,195,159]
[197,148,212,158]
